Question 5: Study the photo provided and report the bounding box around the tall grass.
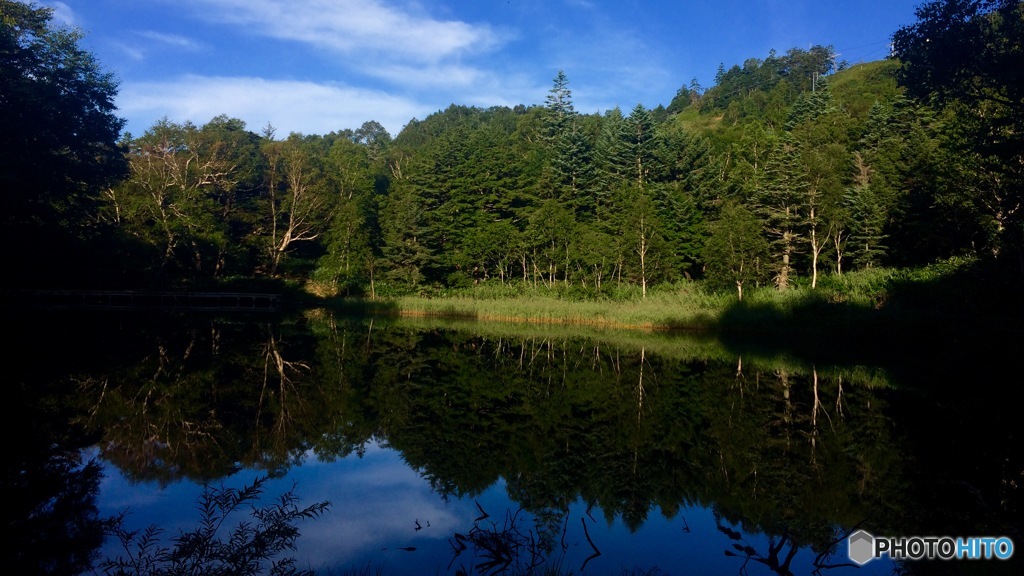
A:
[322,256,1001,334]
[389,281,728,331]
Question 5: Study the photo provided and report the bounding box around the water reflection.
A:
[6,310,1021,574]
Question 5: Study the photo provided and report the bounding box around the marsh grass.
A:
[387,281,728,331]
[319,256,1013,356]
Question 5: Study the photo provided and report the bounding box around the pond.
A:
[7,310,1022,575]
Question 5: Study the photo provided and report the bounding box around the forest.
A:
[4,0,1023,310]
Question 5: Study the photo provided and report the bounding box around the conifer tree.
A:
[753,136,804,289]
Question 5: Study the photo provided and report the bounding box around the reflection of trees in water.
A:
[4,421,106,576]
[16,311,1021,573]
[65,314,900,567]
[716,515,866,575]
[446,502,602,575]
[67,315,371,484]
[358,324,905,562]
[706,362,900,557]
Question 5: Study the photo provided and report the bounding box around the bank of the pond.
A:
[316,258,1022,341]
[326,290,727,332]
[393,293,724,332]
[322,289,1015,346]
[323,290,875,336]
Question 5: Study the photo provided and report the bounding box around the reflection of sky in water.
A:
[95,442,897,575]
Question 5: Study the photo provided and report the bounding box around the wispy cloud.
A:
[43,1,76,27]
[106,31,201,64]
[136,31,203,51]
[293,448,465,565]
[116,75,426,137]
[182,0,504,64]
[109,41,146,62]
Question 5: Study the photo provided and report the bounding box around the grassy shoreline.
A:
[388,292,723,332]
[316,257,1021,340]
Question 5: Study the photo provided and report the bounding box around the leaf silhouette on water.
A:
[732,542,758,556]
[98,476,330,576]
[717,525,743,540]
[474,500,490,522]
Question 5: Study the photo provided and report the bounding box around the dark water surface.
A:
[7,310,1022,575]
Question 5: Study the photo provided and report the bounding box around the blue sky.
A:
[44,0,923,139]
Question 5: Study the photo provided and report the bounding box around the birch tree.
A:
[262,134,331,275]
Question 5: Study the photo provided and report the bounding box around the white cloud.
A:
[182,0,503,64]
[109,32,201,63]
[117,75,425,137]
[43,1,76,27]
[136,31,203,51]
[371,63,485,90]
[110,41,146,62]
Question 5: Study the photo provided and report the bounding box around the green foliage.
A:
[378,181,431,286]
[9,0,1021,301]
[893,0,1024,262]
[702,46,838,117]
[703,202,770,299]
[109,117,265,286]
[1,0,128,286]
[843,174,888,268]
[98,477,329,576]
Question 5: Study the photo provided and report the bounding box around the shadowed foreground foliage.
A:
[96,477,329,576]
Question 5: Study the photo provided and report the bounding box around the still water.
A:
[8,310,1022,575]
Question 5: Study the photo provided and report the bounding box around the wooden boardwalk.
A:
[14,290,280,311]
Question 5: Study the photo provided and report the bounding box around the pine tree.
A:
[379,181,432,287]
[543,70,575,140]
[594,108,630,221]
[753,136,804,289]
[543,71,596,217]
[625,104,658,186]
[845,180,888,269]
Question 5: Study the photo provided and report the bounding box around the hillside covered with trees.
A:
[5,0,1022,311]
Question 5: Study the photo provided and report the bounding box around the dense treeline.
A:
[5,0,1022,300]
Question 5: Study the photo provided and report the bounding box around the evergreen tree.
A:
[845,179,888,269]
[594,107,630,220]
[787,80,850,287]
[651,183,704,280]
[625,104,659,186]
[753,136,805,289]
[379,181,432,287]
[542,71,596,218]
[543,69,575,140]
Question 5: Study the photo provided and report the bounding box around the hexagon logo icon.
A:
[848,530,875,565]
